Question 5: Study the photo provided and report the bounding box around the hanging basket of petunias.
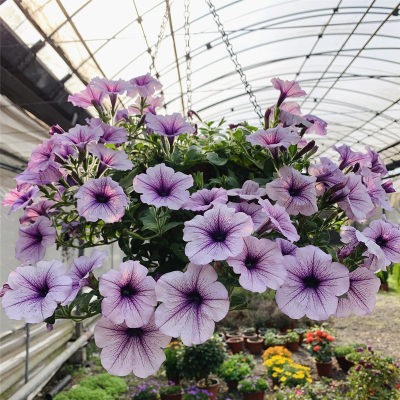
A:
[1,74,398,378]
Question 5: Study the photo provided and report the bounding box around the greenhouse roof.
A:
[1,0,399,178]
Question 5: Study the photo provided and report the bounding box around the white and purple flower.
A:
[87,143,133,172]
[333,144,370,170]
[227,180,267,200]
[154,263,229,345]
[227,201,267,231]
[58,124,103,151]
[127,73,162,98]
[146,113,195,138]
[68,84,105,109]
[271,78,306,106]
[183,187,228,212]
[2,183,39,214]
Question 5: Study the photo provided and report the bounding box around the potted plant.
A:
[262,345,292,362]
[217,354,254,391]
[181,336,226,400]
[305,330,335,377]
[238,376,269,400]
[246,336,264,355]
[227,337,244,354]
[294,328,306,345]
[377,270,389,291]
[226,330,242,339]
[334,345,356,373]
[285,331,300,352]
[164,341,183,384]
[133,383,160,400]
[160,383,183,400]
[263,331,277,349]
[182,386,211,400]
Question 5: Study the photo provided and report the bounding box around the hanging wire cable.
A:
[205,0,263,123]
[184,0,192,113]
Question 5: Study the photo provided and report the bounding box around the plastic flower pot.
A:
[161,394,183,400]
[246,337,264,355]
[197,378,219,400]
[227,337,244,354]
[316,360,333,378]
[227,380,238,391]
[242,391,265,400]
[243,333,258,349]
[286,341,299,352]
[336,356,355,373]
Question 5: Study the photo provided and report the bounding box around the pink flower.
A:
[154,263,229,345]
[303,114,328,136]
[146,113,195,138]
[68,84,105,109]
[227,180,267,200]
[91,77,128,95]
[127,73,162,98]
[226,236,286,292]
[266,166,317,216]
[19,199,56,225]
[2,183,39,214]
[129,96,164,115]
[271,78,306,106]
[16,165,65,186]
[15,216,56,263]
[183,188,228,212]
[94,315,170,377]
[99,261,157,328]
[183,205,253,264]
[87,143,133,171]
[2,260,72,323]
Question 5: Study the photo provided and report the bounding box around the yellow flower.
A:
[272,373,278,378]
[307,378,312,383]
[285,371,291,376]
[280,377,287,382]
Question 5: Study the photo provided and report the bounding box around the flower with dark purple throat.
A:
[266,166,317,216]
[183,204,253,264]
[75,177,129,223]
[146,113,195,142]
[57,124,103,151]
[133,163,193,210]
[226,236,286,293]
[154,263,229,345]
[15,216,56,263]
[94,315,171,377]
[276,245,350,320]
[127,73,162,98]
[1,260,72,323]
[99,260,157,328]
[183,187,228,212]
[91,77,128,109]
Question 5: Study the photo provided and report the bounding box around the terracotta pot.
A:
[227,337,244,354]
[226,331,241,339]
[197,378,219,400]
[243,333,258,349]
[336,356,354,373]
[316,360,333,378]
[161,394,182,400]
[227,380,238,391]
[286,341,299,352]
[242,390,265,400]
[380,283,389,291]
[246,338,264,355]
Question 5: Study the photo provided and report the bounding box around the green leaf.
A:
[206,152,228,166]
[161,221,183,234]
[139,212,159,233]
[118,169,136,190]
[263,157,275,178]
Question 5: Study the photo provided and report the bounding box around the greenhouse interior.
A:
[0,0,400,399]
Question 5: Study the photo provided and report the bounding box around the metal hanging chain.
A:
[205,0,263,122]
[184,0,192,113]
[149,3,170,74]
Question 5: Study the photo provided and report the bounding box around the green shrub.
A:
[164,340,184,382]
[238,376,269,392]
[54,386,113,400]
[334,345,355,357]
[159,383,183,395]
[217,353,254,381]
[80,373,128,396]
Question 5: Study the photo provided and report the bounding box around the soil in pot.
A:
[242,390,265,400]
[226,331,241,339]
[227,337,244,354]
[161,394,183,400]
[316,360,333,378]
[286,341,299,352]
[197,378,219,400]
[336,356,354,373]
[227,380,238,391]
[246,337,264,355]
[243,333,258,349]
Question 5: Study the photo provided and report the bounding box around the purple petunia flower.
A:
[154,263,229,345]
[246,126,300,156]
[99,260,157,328]
[227,180,267,200]
[91,77,129,109]
[183,187,228,212]
[75,177,129,223]
[146,113,195,138]
[133,163,193,210]
[88,118,128,145]
[338,173,375,222]
[129,95,163,115]
[335,267,380,318]
[258,199,300,242]
[363,219,400,266]
[266,166,317,216]
[68,84,105,109]
[27,139,59,172]
[1,260,72,323]
[271,78,306,106]
[15,216,56,263]
[382,180,395,193]
[94,315,171,377]
[2,183,39,214]
[87,143,133,172]
[365,146,387,176]
[333,144,371,170]
[309,157,346,195]
[127,73,162,98]
[227,201,267,231]
[183,204,253,264]
[275,238,297,258]
[226,236,286,293]
[58,124,103,151]
[275,245,350,320]
[303,114,328,136]
[63,249,107,305]
[16,165,65,186]
[19,199,56,225]
[360,168,392,211]
[48,124,64,135]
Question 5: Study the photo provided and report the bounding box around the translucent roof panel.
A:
[0,0,399,175]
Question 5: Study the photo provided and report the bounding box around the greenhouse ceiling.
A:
[1,0,399,178]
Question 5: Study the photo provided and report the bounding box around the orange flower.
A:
[305,337,314,343]
[326,335,334,342]
[313,345,321,351]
